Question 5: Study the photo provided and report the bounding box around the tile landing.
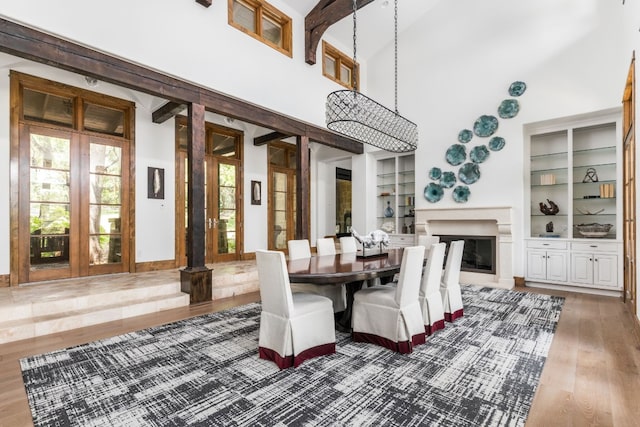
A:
[0,260,259,345]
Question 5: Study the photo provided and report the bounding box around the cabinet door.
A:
[571,252,594,284]
[526,250,547,281]
[547,251,568,282]
[594,254,618,287]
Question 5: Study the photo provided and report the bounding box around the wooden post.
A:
[296,135,310,240]
[180,103,212,303]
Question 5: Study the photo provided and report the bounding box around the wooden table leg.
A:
[336,281,363,333]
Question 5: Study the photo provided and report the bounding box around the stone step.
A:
[0,292,189,345]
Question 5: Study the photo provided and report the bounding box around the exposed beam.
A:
[0,18,363,154]
[296,135,310,240]
[305,0,375,65]
[253,131,291,146]
[195,0,212,7]
[152,101,186,124]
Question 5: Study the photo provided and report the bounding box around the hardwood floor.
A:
[1,287,639,427]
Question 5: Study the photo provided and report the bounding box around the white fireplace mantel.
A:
[414,207,514,289]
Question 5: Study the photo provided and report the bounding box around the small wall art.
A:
[147,167,164,199]
[251,180,262,205]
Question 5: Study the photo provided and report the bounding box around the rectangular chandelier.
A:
[326,90,418,153]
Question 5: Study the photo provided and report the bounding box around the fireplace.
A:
[414,207,514,289]
[437,235,496,274]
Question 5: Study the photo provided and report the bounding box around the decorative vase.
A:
[384,201,394,218]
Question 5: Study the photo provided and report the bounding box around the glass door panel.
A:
[218,163,237,256]
[29,132,71,272]
[273,171,288,250]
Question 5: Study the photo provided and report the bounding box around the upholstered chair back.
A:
[442,240,465,289]
[339,236,358,254]
[420,243,447,298]
[287,239,311,260]
[394,246,426,307]
[316,238,337,256]
[256,250,293,318]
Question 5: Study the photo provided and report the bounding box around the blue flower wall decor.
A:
[424,80,527,203]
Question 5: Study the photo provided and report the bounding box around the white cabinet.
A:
[524,108,623,293]
[570,242,619,288]
[526,241,568,283]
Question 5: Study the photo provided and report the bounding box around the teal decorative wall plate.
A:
[488,136,506,151]
[459,163,481,185]
[470,145,490,163]
[424,183,444,203]
[508,81,527,97]
[452,185,471,203]
[440,171,456,188]
[429,167,442,180]
[473,115,499,137]
[446,144,466,166]
[458,129,473,143]
[498,99,519,119]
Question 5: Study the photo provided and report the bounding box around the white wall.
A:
[364,0,631,277]
[0,0,366,128]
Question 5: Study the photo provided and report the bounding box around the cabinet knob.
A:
[542,243,549,246]
[590,245,597,248]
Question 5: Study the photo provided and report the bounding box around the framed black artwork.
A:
[251,180,261,205]
[148,167,165,199]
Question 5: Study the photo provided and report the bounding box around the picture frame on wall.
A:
[148,167,165,199]
[251,180,261,205]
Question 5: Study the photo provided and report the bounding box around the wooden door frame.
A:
[622,52,636,313]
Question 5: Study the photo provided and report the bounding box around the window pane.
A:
[30,134,70,169]
[90,144,122,175]
[324,55,336,78]
[340,64,352,85]
[270,146,286,166]
[233,1,256,32]
[23,89,73,128]
[90,175,121,204]
[262,15,283,47]
[84,103,125,136]
[219,187,236,210]
[30,169,70,203]
[275,192,286,210]
[89,205,121,234]
[274,172,287,192]
[30,202,70,235]
[89,235,121,265]
[30,232,69,268]
[212,134,236,157]
[218,164,236,187]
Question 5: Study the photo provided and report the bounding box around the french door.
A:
[269,166,297,250]
[176,119,243,265]
[623,54,636,312]
[18,124,129,282]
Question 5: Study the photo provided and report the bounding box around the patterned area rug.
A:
[21,285,564,426]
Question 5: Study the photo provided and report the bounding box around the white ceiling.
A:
[282,0,441,59]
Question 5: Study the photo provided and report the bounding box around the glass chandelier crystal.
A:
[326,0,418,153]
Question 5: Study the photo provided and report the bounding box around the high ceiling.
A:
[281,0,441,60]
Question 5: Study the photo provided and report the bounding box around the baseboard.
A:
[0,274,9,287]
[241,252,256,261]
[135,260,177,272]
[526,281,622,298]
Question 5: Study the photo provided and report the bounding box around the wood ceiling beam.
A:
[0,18,363,154]
[152,101,186,124]
[253,131,292,146]
[305,0,375,65]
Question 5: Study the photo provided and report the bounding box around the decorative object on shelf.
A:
[583,195,601,199]
[458,129,473,143]
[424,182,444,203]
[497,99,520,119]
[470,145,490,163]
[326,0,417,153]
[488,136,506,151]
[599,183,615,198]
[429,167,442,180]
[546,221,554,233]
[508,81,527,97]
[540,174,556,185]
[351,228,390,258]
[380,221,395,233]
[380,191,390,196]
[384,200,394,217]
[424,80,526,203]
[582,167,599,182]
[452,185,470,203]
[440,171,456,188]
[473,115,499,137]
[574,223,613,238]
[458,163,481,185]
[539,199,560,215]
[445,144,466,166]
[576,208,605,215]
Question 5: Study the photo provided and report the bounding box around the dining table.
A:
[287,248,407,332]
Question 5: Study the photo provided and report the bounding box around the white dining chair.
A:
[352,245,426,353]
[316,237,337,256]
[418,235,440,257]
[288,239,346,312]
[256,250,336,369]
[440,240,465,322]
[338,236,358,254]
[418,242,447,335]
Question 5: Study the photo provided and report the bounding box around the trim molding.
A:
[0,274,9,287]
[135,260,177,273]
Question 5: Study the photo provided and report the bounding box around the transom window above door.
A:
[228,0,292,57]
[322,41,359,90]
